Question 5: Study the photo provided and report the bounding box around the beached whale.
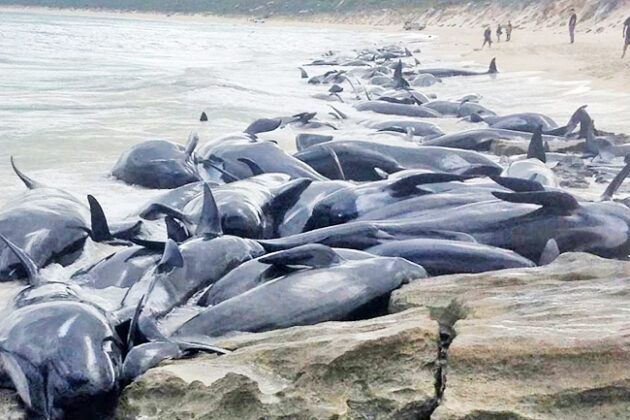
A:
[172,246,427,339]
[304,171,465,230]
[295,139,502,177]
[416,57,498,78]
[355,101,442,118]
[198,244,374,306]
[367,238,535,275]
[197,138,327,182]
[112,134,200,189]
[0,159,137,281]
[139,176,313,239]
[471,105,591,136]
[366,120,445,137]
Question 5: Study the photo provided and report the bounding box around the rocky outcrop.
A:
[391,252,630,420]
[116,252,630,419]
[116,308,442,419]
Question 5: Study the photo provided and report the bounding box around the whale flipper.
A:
[259,244,343,268]
[0,233,41,286]
[492,191,579,211]
[196,183,222,238]
[328,105,347,119]
[490,176,545,192]
[139,203,192,223]
[388,173,464,196]
[601,158,630,201]
[237,157,265,176]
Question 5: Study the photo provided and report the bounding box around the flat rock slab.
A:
[390,252,630,420]
[117,309,440,419]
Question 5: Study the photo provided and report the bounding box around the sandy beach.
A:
[3,3,629,94]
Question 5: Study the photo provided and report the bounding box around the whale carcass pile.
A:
[2,44,630,419]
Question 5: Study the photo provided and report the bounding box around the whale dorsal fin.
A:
[268,179,312,225]
[0,233,41,286]
[195,183,222,238]
[488,57,498,74]
[156,239,184,274]
[539,238,560,266]
[601,157,630,201]
[10,157,45,190]
[199,112,208,122]
[165,216,190,243]
[527,126,546,163]
[87,195,113,242]
[258,244,344,268]
[492,191,579,211]
[237,158,264,176]
[298,67,308,79]
[490,176,545,192]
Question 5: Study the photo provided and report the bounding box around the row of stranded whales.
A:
[2,41,630,419]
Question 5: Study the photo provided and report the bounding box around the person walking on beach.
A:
[496,24,503,42]
[482,26,492,48]
[569,10,577,44]
[623,16,630,58]
[506,21,513,41]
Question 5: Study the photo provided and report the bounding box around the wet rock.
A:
[116,309,440,419]
[390,252,630,420]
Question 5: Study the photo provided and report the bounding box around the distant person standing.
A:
[506,21,513,41]
[623,16,630,58]
[569,10,577,44]
[482,26,493,48]
[496,24,503,42]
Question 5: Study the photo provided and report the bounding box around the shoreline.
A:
[2,4,630,93]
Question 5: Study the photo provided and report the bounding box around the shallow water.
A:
[1,10,630,279]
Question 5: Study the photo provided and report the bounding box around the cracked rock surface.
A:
[116,308,441,419]
[390,252,630,420]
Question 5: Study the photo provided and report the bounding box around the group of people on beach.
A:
[481,21,512,48]
[481,11,630,58]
